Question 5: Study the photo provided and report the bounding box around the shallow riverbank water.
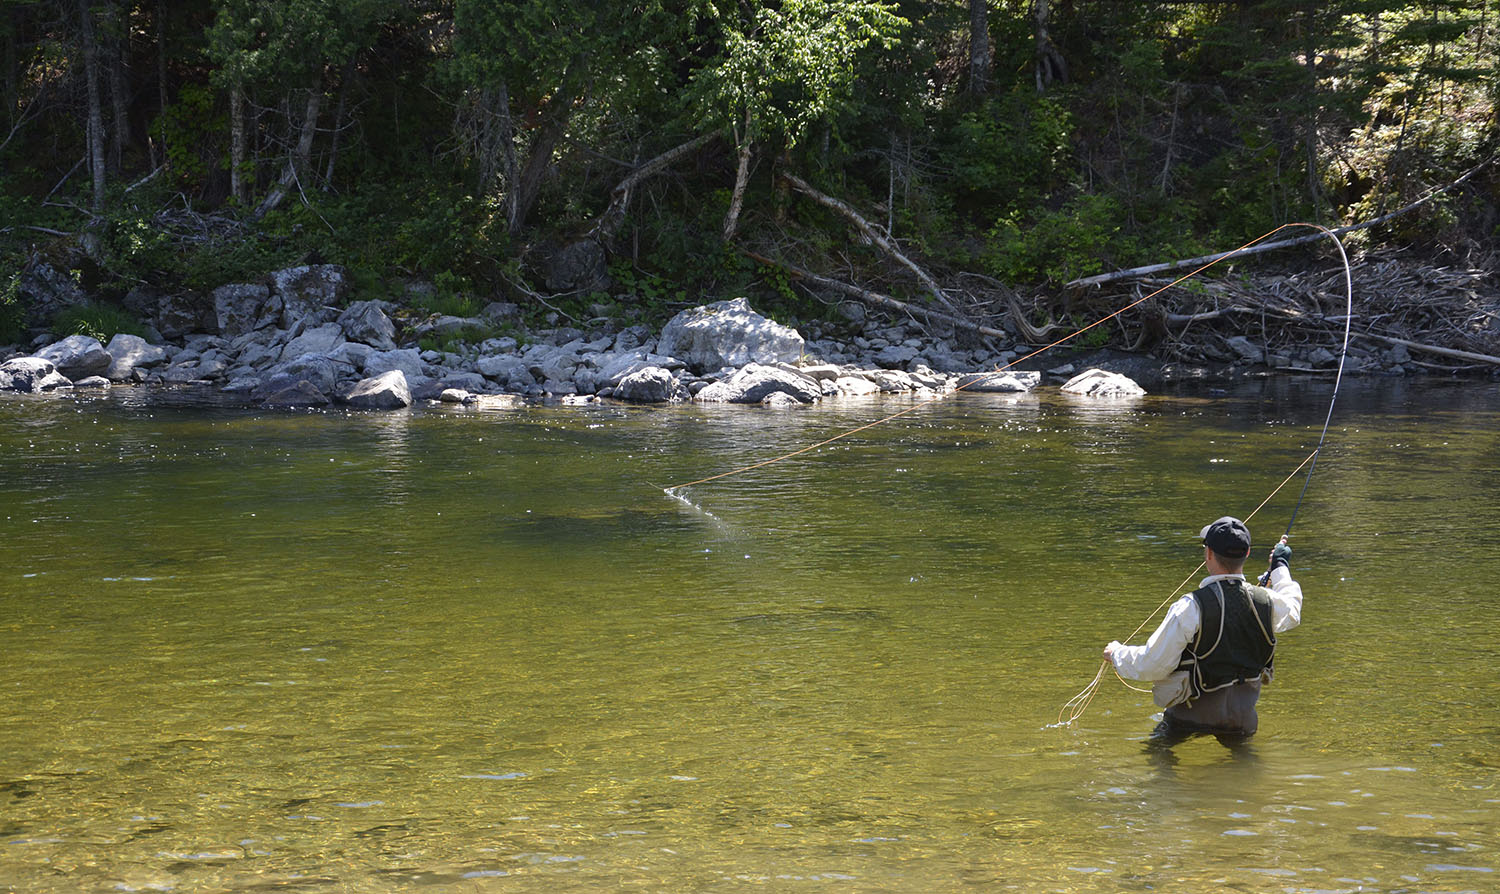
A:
[2,380,1497,892]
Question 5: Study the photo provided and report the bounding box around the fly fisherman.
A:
[1102,517,1302,744]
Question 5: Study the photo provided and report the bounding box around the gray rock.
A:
[613,325,654,352]
[476,354,534,386]
[270,353,344,395]
[874,344,920,368]
[160,362,206,384]
[237,342,282,370]
[364,348,425,381]
[0,357,71,392]
[834,375,880,396]
[281,323,346,362]
[693,362,820,404]
[1309,346,1337,367]
[270,265,347,328]
[222,375,261,394]
[439,388,471,403]
[615,366,690,403]
[104,333,168,380]
[1226,335,1264,364]
[337,301,398,350]
[260,378,330,407]
[439,371,490,393]
[213,283,272,337]
[36,335,112,379]
[657,297,804,374]
[1060,368,1146,397]
[481,302,521,324]
[327,341,376,372]
[18,261,89,326]
[527,348,578,385]
[544,239,609,292]
[954,371,1040,393]
[344,369,412,409]
[761,391,803,409]
[72,375,110,388]
[870,369,917,393]
[797,363,843,382]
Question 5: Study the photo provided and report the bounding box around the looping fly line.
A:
[664,222,1347,496]
[1057,223,1354,727]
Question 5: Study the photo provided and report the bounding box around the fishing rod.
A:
[1059,223,1356,726]
[1256,226,1355,583]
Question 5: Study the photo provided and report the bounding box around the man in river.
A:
[1102,517,1302,744]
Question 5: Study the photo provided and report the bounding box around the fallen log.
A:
[1356,332,1500,367]
[1066,160,1491,290]
[780,172,965,318]
[741,251,1011,343]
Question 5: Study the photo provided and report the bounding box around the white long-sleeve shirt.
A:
[1108,566,1303,682]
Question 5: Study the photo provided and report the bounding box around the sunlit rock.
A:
[1060,368,1146,397]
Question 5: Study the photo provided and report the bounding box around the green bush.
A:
[51,302,146,343]
[0,272,25,345]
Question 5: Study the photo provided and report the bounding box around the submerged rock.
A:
[1060,368,1146,397]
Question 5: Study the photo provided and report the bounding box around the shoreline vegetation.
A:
[2,2,1497,391]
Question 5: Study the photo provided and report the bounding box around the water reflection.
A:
[1,381,1498,891]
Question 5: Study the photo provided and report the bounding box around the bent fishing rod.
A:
[1058,223,1355,726]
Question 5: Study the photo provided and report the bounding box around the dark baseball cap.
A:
[1200,516,1251,558]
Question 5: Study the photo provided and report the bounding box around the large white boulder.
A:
[955,370,1040,393]
[692,362,821,404]
[104,333,168,380]
[35,334,112,379]
[614,366,689,403]
[0,357,71,392]
[344,369,412,409]
[658,298,804,374]
[1060,368,1146,397]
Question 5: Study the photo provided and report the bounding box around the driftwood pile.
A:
[1068,254,1500,372]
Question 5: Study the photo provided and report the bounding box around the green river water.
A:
[2,379,1497,892]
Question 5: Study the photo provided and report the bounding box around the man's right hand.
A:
[1270,536,1292,571]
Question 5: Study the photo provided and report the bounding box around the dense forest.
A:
[2,1,1497,347]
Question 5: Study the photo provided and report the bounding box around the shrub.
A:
[51,302,146,343]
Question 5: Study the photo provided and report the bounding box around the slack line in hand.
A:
[1101,518,1303,745]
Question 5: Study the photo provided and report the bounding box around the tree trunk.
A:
[322,59,355,188]
[150,0,167,169]
[722,138,751,242]
[506,59,584,237]
[230,82,245,202]
[589,130,716,242]
[250,87,321,221]
[79,0,106,211]
[1033,0,1067,93]
[968,0,991,95]
[105,0,129,173]
[1302,4,1322,213]
[722,107,753,241]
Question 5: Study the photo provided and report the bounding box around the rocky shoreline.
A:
[0,262,1447,409]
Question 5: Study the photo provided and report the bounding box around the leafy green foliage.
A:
[51,302,145,343]
[0,0,1493,316]
[0,272,25,345]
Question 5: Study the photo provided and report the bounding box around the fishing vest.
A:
[1176,577,1277,701]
